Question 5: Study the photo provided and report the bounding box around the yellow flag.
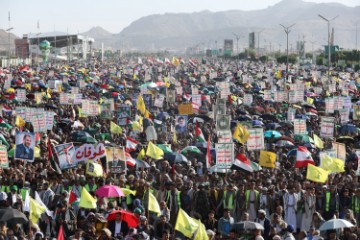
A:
[137,149,145,160]
[306,164,329,183]
[164,77,170,88]
[29,197,46,224]
[121,188,136,196]
[172,57,180,66]
[307,97,314,105]
[57,83,62,93]
[144,110,150,118]
[175,209,199,238]
[137,95,146,115]
[259,150,277,168]
[321,155,345,173]
[146,141,164,160]
[79,187,97,209]
[78,107,86,118]
[110,121,122,134]
[86,161,104,177]
[194,220,207,240]
[148,192,161,216]
[173,131,177,143]
[15,115,25,127]
[313,134,324,149]
[233,123,249,144]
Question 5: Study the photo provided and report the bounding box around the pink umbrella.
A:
[96,185,124,198]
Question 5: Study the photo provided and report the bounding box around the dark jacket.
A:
[15,144,34,160]
[254,217,271,238]
[108,220,129,238]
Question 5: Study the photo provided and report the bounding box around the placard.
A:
[55,143,77,169]
[214,104,226,120]
[60,93,69,105]
[244,94,253,106]
[72,143,106,164]
[339,108,350,123]
[294,119,307,135]
[287,108,296,121]
[106,147,126,173]
[263,90,272,101]
[143,94,153,109]
[46,111,54,130]
[216,115,231,132]
[154,94,165,108]
[247,128,265,151]
[32,112,46,133]
[325,98,335,114]
[15,107,26,120]
[15,132,35,162]
[355,150,360,176]
[332,142,346,161]
[178,103,194,115]
[0,145,9,168]
[217,130,232,143]
[215,143,234,169]
[191,94,202,107]
[16,89,27,102]
[320,117,334,138]
[274,91,285,102]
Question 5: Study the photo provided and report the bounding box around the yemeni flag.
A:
[2,105,12,115]
[189,58,198,67]
[126,137,138,152]
[195,122,206,143]
[191,102,200,111]
[231,153,254,172]
[206,135,212,168]
[126,152,136,167]
[48,140,62,174]
[295,146,315,168]
[183,93,192,102]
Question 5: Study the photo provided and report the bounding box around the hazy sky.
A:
[1,0,359,36]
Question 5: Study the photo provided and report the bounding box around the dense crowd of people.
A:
[0,58,359,240]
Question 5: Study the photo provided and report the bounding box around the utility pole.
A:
[257,29,265,58]
[318,14,338,84]
[280,23,296,81]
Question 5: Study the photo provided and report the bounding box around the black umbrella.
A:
[45,103,58,109]
[266,123,281,130]
[261,114,278,122]
[71,131,97,144]
[237,115,252,121]
[0,207,28,224]
[338,124,357,136]
[163,152,188,164]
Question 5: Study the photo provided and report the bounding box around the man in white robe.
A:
[283,185,298,230]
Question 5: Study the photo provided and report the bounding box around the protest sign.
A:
[320,117,334,138]
[15,132,35,162]
[247,128,265,151]
[178,103,193,115]
[215,143,234,169]
[55,143,77,169]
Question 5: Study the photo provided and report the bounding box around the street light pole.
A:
[280,23,295,81]
[318,14,338,84]
[233,33,240,57]
[257,29,265,58]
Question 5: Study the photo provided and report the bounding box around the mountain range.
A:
[2,0,360,52]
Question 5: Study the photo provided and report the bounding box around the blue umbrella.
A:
[264,130,282,138]
[287,148,298,158]
[252,120,264,126]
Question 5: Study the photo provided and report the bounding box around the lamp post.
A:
[280,24,295,81]
[6,27,14,63]
[318,14,338,84]
[257,29,265,58]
